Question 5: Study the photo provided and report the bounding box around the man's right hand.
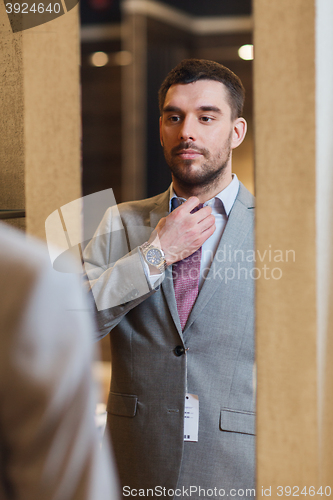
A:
[149,197,216,266]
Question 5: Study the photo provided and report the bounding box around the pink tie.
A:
[173,204,203,330]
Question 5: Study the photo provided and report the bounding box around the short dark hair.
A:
[158,59,245,120]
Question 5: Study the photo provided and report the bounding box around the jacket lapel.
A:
[148,187,170,231]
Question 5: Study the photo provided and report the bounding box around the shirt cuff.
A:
[142,259,164,288]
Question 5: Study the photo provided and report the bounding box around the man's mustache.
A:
[171,142,209,156]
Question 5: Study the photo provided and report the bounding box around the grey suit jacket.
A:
[83,182,255,499]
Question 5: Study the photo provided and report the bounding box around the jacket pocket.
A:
[220,408,255,435]
[107,392,138,417]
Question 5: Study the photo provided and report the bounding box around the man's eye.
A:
[168,116,180,122]
[200,116,213,122]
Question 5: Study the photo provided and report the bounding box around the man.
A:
[84,59,255,499]
[0,222,120,500]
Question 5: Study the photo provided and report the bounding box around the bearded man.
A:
[84,59,255,500]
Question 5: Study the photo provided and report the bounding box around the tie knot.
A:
[171,197,186,211]
[171,198,204,213]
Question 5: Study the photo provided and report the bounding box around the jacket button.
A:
[174,345,185,356]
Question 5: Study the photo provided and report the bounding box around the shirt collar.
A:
[169,173,239,216]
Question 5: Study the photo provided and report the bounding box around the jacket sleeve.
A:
[82,205,162,338]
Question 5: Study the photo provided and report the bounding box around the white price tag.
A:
[184,393,199,442]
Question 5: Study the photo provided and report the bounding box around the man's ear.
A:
[231,117,247,150]
[159,116,164,147]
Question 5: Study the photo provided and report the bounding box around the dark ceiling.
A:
[81,0,252,26]
[161,0,251,17]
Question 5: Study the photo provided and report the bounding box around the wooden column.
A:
[255,0,333,495]
[0,4,81,240]
[24,9,81,240]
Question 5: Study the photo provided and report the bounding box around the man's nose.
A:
[178,117,196,141]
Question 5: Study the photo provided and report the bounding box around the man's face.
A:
[160,80,240,190]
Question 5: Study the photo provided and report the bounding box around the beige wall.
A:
[24,9,81,240]
[0,4,81,241]
[255,0,333,494]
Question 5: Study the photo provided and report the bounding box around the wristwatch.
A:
[140,242,167,272]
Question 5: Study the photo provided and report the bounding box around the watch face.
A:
[146,248,162,266]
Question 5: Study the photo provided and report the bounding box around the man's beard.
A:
[163,135,232,191]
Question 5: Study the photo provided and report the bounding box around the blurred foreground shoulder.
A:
[0,222,120,500]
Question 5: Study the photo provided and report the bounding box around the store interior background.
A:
[80,1,254,390]
[2,0,333,486]
[2,0,332,486]
[81,0,253,201]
